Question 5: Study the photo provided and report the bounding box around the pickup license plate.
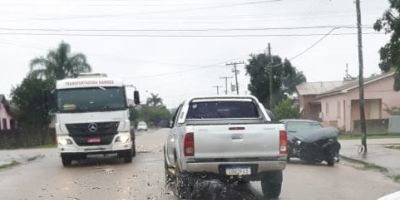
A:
[87,137,101,143]
[225,167,251,176]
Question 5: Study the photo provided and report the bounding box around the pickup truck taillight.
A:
[279,130,288,155]
[184,132,195,156]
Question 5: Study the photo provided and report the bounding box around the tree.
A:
[29,41,91,81]
[374,1,400,90]
[130,94,171,127]
[246,53,306,109]
[146,93,163,107]
[272,98,300,120]
[11,77,54,127]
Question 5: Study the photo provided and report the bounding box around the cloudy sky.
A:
[0,0,390,108]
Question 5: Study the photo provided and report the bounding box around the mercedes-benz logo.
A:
[88,123,98,132]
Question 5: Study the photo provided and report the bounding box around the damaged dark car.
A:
[281,119,341,166]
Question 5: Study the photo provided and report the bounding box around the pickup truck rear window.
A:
[186,101,259,119]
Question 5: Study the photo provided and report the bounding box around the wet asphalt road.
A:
[0,128,399,200]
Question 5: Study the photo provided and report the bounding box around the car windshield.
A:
[286,121,323,135]
[57,87,126,113]
[186,101,259,119]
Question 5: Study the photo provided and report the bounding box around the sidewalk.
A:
[340,138,400,177]
[0,148,48,168]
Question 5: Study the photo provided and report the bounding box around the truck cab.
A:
[55,73,139,166]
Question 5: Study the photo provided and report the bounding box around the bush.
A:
[272,99,300,120]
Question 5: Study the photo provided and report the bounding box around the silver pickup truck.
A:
[164,96,287,199]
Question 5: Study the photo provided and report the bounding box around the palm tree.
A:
[29,41,91,80]
[146,93,163,107]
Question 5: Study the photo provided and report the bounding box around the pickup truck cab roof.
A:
[177,95,272,124]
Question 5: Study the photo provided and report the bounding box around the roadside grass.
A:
[342,157,400,183]
[386,145,400,151]
[339,132,400,140]
[0,161,20,170]
[31,143,57,149]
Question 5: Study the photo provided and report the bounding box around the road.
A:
[0,129,398,200]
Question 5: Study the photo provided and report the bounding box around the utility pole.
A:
[356,0,367,154]
[226,61,244,95]
[212,85,222,95]
[267,43,274,110]
[220,76,233,95]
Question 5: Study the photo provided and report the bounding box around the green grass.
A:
[339,132,400,140]
[31,143,57,149]
[386,145,400,151]
[0,161,20,170]
[393,175,400,182]
[363,163,389,173]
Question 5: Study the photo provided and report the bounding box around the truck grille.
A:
[66,122,119,146]
[66,122,119,136]
[72,134,115,146]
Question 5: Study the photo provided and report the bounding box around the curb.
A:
[0,154,44,170]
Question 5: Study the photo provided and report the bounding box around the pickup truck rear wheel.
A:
[261,171,283,199]
[176,172,193,199]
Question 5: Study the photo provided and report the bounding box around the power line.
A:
[0,31,383,38]
[0,25,373,32]
[289,27,338,61]
[33,0,282,21]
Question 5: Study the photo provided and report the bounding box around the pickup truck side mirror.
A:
[134,90,140,105]
[169,120,174,128]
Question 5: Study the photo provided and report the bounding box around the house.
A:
[0,94,16,130]
[297,72,400,132]
[297,81,345,121]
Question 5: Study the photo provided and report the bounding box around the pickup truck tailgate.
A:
[191,124,281,159]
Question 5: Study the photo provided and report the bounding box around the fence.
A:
[0,127,56,149]
[353,119,389,133]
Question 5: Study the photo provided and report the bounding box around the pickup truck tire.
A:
[61,155,72,167]
[261,171,283,199]
[176,172,194,199]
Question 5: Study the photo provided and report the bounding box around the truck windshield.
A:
[57,87,127,113]
[186,101,259,119]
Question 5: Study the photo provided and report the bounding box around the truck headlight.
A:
[115,134,130,143]
[57,136,73,146]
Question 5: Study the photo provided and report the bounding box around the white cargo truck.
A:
[55,73,140,166]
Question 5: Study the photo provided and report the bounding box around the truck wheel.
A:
[123,150,133,163]
[132,140,136,157]
[261,171,283,199]
[176,172,193,199]
[61,155,72,167]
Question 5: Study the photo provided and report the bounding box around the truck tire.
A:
[176,172,193,199]
[123,150,133,163]
[261,171,283,199]
[132,140,136,157]
[61,155,72,167]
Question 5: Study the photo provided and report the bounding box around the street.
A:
[0,129,399,200]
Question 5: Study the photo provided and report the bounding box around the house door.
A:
[366,99,381,119]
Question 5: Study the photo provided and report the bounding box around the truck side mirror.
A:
[134,90,140,105]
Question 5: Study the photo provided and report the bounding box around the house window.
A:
[337,101,341,119]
